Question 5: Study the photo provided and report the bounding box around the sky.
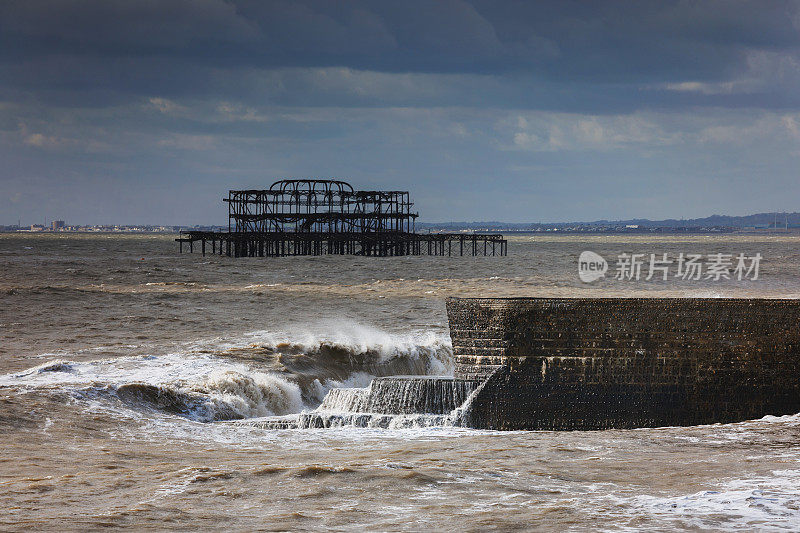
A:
[1,0,800,225]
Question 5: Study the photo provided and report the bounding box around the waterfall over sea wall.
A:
[365,376,479,414]
[318,377,479,415]
[244,376,482,429]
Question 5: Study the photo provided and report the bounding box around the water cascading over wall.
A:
[318,376,479,415]
[446,297,800,430]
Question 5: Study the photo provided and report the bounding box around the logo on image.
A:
[578,251,608,282]
[577,250,762,283]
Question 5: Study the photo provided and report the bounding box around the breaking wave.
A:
[0,324,454,424]
[215,324,453,402]
[18,360,75,375]
[114,370,302,422]
[0,354,303,422]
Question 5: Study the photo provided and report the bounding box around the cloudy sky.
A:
[2,1,800,225]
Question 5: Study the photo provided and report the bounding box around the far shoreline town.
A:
[3,211,800,236]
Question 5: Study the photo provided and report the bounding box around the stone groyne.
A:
[446,297,800,430]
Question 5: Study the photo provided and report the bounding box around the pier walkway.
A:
[177,231,507,257]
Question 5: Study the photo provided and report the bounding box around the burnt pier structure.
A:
[177,179,506,257]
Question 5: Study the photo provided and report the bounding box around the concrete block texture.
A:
[446,297,800,430]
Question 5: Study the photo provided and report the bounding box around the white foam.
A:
[618,469,800,531]
[189,369,303,419]
[1,352,236,388]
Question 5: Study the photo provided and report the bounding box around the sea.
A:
[1,232,800,531]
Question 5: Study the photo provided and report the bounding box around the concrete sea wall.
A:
[446,297,800,430]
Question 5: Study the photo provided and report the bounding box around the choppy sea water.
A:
[1,233,800,531]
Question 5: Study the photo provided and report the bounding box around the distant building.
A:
[30,224,45,232]
[51,220,65,231]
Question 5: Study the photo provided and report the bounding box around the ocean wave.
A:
[0,353,303,422]
[113,370,302,422]
[225,324,453,382]
[0,321,458,428]
[244,324,450,361]
[17,360,75,375]
[0,324,453,423]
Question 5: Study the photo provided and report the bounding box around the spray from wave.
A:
[210,323,453,405]
[220,323,452,374]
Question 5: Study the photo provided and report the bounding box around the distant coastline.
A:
[0,225,218,234]
[418,211,800,234]
[3,211,799,235]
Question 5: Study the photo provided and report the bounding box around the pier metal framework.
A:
[226,180,416,234]
[178,179,506,257]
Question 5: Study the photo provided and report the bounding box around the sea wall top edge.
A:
[445,296,800,302]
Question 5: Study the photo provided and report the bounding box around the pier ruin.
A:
[177,179,507,257]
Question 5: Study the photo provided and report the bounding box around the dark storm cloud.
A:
[1,1,799,109]
[2,1,796,73]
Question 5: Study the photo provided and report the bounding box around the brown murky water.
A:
[1,233,799,531]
